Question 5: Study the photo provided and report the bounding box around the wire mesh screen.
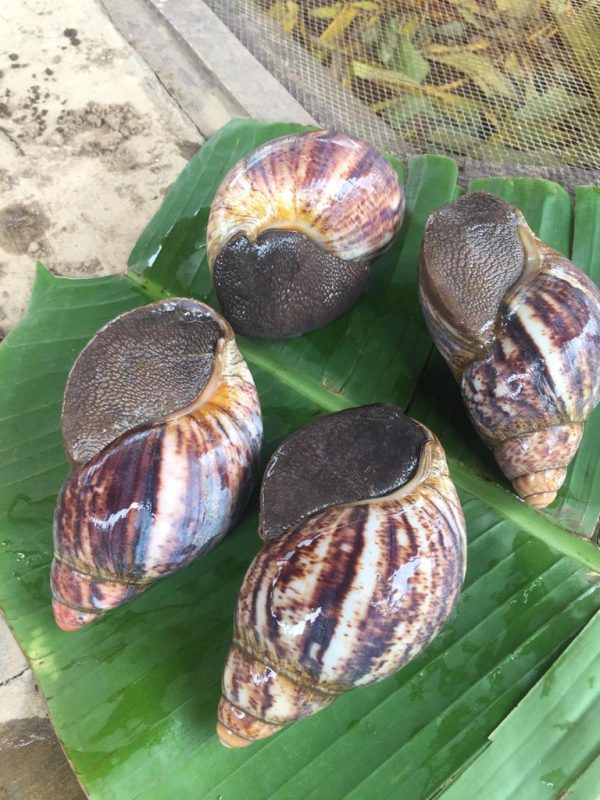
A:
[206,0,600,173]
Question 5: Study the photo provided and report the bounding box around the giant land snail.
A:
[52,299,263,630]
[206,130,405,339]
[419,192,600,508]
[217,404,467,747]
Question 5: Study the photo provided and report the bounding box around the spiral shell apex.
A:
[52,299,263,630]
[419,192,600,508]
[207,130,404,339]
[217,404,466,746]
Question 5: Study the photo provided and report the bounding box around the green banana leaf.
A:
[0,118,598,800]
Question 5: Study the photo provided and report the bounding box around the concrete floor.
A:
[0,617,86,798]
[1,1,311,795]
[0,0,203,796]
[0,0,203,337]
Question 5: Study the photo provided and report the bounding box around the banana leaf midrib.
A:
[0,118,597,800]
[127,265,600,572]
[1,207,597,798]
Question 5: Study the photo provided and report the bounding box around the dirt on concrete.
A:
[0,0,203,338]
[0,1,205,795]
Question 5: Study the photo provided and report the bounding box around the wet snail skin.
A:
[207,130,405,339]
[217,404,466,747]
[52,299,263,630]
[419,191,600,508]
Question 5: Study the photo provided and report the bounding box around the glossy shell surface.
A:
[217,405,467,747]
[207,130,404,268]
[420,192,600,507]
[52,299,263,630]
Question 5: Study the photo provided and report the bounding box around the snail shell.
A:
[52,299,263,631]
[419,192,600,508]
[207,130,404,339]
[216,404,466,747]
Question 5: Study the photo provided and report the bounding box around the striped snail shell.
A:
[52,299,263,631]
[217,404,466,747]
[419,192,600,508]
[207,130,404,339]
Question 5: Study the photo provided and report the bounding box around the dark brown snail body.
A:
[419,192,600,508]
[217,404,467,747]
[52,299,263,630]
[207,130,405,339]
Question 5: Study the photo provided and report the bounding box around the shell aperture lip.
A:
[62,298,227,466]
[419,191,600,508]
[52,298,263,630]
[218,404,467,746]
[207,130,404,339]
[207,130,404,267]
[420,192,527,351]
[212,229,371,339]
[259,403,428,542]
